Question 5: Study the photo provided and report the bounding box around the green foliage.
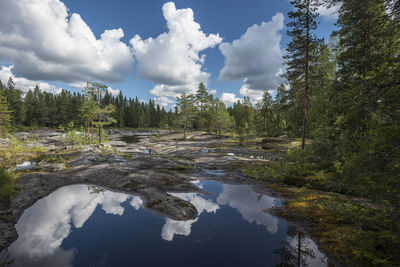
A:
[65,122,87,145]
[195,82,210,130]
[0,79,173,130]
[176,93,196,139]
[0,168,14,198]
[0,89,11,136]
[284,0,322,148]
[228,96,255,134]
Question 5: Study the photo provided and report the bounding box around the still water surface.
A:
[1,180,328,266]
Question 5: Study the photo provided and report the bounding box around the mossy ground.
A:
[242,152,400,267]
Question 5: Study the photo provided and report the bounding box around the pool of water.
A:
[15,161,37,171]
[1,181,328,267]
[119,135,141,144]
[119,132,158,144]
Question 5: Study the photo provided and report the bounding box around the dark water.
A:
[119,135,141,143]
[119,131,158,144]
[1,181,328,267]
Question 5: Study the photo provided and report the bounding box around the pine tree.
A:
[285,0,321,149]
[84,82,110,144]
[273,83,289,136]
[258,90,273,135]
[195,82,209,131]
[4,77,25,126]
[176,93,196,139]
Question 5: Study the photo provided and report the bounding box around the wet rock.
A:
[103,141,127,147]
[40,163,66,172]
[0,138,9,147]
[138,187,198,221]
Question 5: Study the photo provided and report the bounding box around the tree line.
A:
[0,79,176,131]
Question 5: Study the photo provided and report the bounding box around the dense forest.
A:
[0,0,400,264]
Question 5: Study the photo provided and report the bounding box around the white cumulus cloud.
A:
[107,86,120,96]
[161,192,219,241]
[317,3,341,21]
[0,0,134,87]
[209,89,217,95]
[130,2,222,105]
[8,185,140,259]
[154,96,174,108]
[0,65,61,94]
[216,184,280,234]
[239,84,275,103]
[219,13,285,101]
[221,92,241,105]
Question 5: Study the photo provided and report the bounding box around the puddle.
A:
[119,135,141,144]
[1,182,329,267]
[200,148,215,153]
[16,161,37,171]
[202,169,226,177]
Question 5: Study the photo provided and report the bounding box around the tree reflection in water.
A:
[274,229,317,267]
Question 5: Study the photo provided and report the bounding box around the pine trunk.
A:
[301,0,310,150]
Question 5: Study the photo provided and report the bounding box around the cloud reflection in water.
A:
[162,181,280,241]
[6,184,142,266]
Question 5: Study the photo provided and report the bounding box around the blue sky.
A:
[0,0,338,107]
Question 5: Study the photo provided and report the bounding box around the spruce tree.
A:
[332,0,400,202]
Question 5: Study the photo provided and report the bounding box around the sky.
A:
[0,0,339,108]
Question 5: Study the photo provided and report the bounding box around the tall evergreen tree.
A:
[258,90,273,135]
[285,0,321,149]
[176,93,196,139]
[273,83,289,136]
[4,77,25,126]
[195,82,210,131]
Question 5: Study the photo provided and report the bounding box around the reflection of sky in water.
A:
[3,185,143,266]
[166,180,281,241]
[1,181,327,267]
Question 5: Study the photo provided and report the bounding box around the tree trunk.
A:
[184,114,187,140]
[301,0,310,150]
[98,112,102,145]
[200,102,203,131]
[263,111,266,135]
[98,123,102,145]
[86,119,90,142]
